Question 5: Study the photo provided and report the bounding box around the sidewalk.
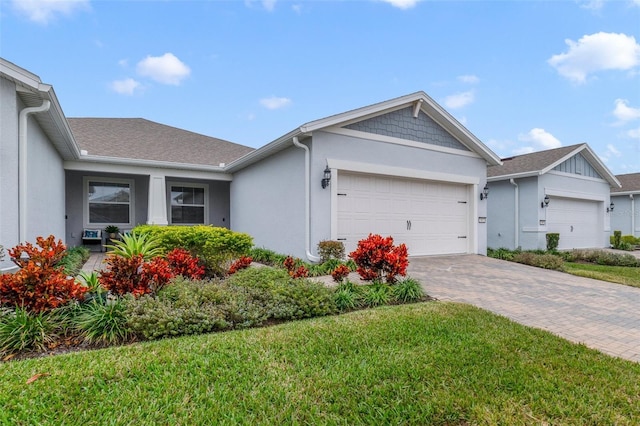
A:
[81,251,108,273]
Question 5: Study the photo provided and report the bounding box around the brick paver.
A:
[408,255,640,363]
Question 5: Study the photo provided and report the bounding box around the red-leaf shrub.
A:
[99,254,175,297]
[228,256,253,275]
[0,236,87,312]
[331,264,351,283]
[283,256,309,278]
[349,234,408,283]
[166,248,205,279]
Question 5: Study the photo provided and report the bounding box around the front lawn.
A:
[564,262,640,288]
[2,303,639,425]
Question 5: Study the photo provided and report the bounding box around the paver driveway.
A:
[408,255,640,363]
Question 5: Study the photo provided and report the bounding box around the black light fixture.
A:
[541,195,550,208]
[480,184,489,200]
[321,166,331,189]
[607,202,615,213]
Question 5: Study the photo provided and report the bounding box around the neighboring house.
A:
[1,58,503,267]
[487,144,621,251]
[64,118,253,248]
[228,92,502,260]
[610,173,640,237]
[0,59,79,272]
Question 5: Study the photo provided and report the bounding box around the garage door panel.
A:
[546,198,601,249]
[337,172,470,256]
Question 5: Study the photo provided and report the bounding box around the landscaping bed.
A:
[1,230,425,361]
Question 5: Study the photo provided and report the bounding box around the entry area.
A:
[336,171,471,256]
[546,197,602,249]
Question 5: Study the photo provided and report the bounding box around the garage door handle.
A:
[458,236,467,239]
[406,220,412,230]
[337,238,346,241]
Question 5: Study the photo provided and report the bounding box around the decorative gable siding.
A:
[553,153,603,179]
[344,107,470,151]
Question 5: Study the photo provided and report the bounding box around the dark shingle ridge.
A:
[68,118,254,167]
[488,144,585,178]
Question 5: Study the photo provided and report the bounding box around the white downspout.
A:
[18,100,51,243]
[292,136,321,262]
[510,179,519,249]
[631,194,635,237]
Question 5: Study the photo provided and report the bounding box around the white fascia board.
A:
[1,58,42,89]
[611,191,640,196]
[327,158,480,185]
[41,85,82,160]
[487,171,539,182]
[300,92,425,132]
[65,158,232,181]
[225,128,303,172]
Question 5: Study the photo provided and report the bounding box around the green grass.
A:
[2,303,639,425]
[564,262,640,288]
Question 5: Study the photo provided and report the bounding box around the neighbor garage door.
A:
[337,172,470,256]
[546,197,601,249]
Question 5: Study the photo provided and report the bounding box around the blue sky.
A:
[2,0,639,174]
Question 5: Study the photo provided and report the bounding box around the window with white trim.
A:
[169,183,208,224]
[84,177,134,227]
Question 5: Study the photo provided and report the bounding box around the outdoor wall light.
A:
[607,202,615,213]
[321,166,331,189]
[541,195,550,208]
[480,184,489,200]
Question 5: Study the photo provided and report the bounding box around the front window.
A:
[85,178,133,226]
[170,184,207,224]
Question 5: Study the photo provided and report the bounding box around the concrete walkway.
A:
[408,255,640,363]
[81,251,108,273]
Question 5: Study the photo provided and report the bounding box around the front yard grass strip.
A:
[2,303,639,425]
[564,262,640,288]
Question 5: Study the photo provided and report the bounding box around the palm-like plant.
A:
[104,233,163,260]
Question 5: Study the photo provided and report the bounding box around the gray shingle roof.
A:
[612,173,640,193]
[68,118,254,166]
[487,144,584,178]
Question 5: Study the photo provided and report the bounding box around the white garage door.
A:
[546,197,601,249]
[337,172,470,256]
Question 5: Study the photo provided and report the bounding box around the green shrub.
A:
[621,235,639,247]
[248,247,289,266]
[228,267,337,320]
[105,232,163,260]
[362,282,392,307]
[74,299,131,345]
[317,240,345,262]
[512,252,564,270]
[0,308,57,355]
[487,247,518,261]
[333,282,361,311]
[134,225,253,277]
[392,277,425,303]
[546,233,560,251]
[612,230,622,249]
[57,246,90,276]
[595,251,639,267]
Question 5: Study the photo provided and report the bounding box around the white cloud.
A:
[12,0,89,24]
[548,32,640,83]
[627,127,640,139]
[136,53,191,85]
[444,91,475,109]
[118,59,128,67]
[516,128,562,154]
[292,4,302,13]
[244,0,277,11]
[458,75,479,84]
[110,78,141,96]
[260,96,292,110]
[380,0,420,10]
[579,0,605,11]
[613,99,640,124]
[600,143,622,163]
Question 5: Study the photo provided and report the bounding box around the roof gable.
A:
[68,118,254,167]
[488,143,621,187]
[344,106,470,152]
